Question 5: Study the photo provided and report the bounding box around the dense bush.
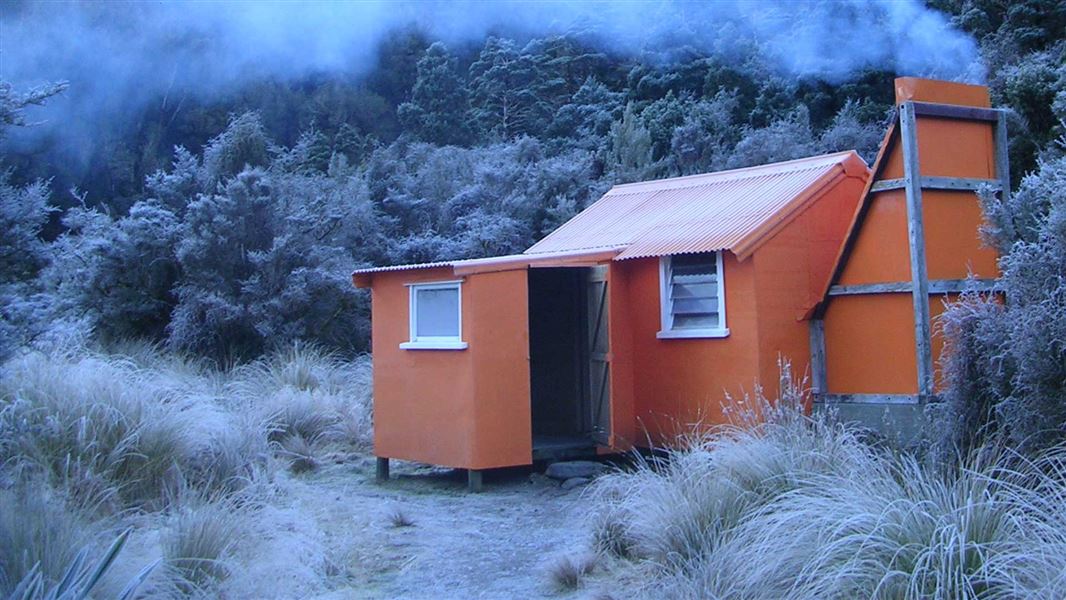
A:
[938,155,1066,453]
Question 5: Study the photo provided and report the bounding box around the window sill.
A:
[400,340,469,351]
[656,328,730,340]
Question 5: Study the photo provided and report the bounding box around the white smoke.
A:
[0,0,983,154]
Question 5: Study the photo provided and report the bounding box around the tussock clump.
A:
[278,432,321,474]
[588,368,1066,599]
[232,343,373,449]
[163,495,248,595]
[547,554,596,591]
[0,349,266,510]
[387,507,415,528]
[0,342,373,598]
[0,484,97,595]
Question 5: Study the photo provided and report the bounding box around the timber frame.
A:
[809,100,1010,406]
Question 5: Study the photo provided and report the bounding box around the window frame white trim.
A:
[401,279,468,351]
[657,252,730,340]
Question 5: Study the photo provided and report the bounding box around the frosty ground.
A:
[243,458,593,600]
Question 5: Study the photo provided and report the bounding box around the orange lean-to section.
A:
[823,77,1000,396]
[369,267,533,470]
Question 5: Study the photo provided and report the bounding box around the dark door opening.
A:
[528,267,610,458]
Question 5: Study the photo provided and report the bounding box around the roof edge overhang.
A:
[351,247,624,288]
[454,247,623,275]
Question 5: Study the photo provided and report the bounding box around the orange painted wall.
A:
[924,190,999,280]
[837,190,911,286]
[824,294,918,394]
[369,267,531,470]
[753,174,866,390]
[612,255,760,445]
[606,262,637,449]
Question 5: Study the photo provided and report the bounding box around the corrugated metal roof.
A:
[526,151,867,260]
[351,247,623,286]
[351,260,455,276]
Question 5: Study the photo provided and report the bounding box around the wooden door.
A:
[586,265,611,445]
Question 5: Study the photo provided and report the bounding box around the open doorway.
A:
[528,266,610,459]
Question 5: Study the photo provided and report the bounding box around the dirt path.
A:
[229,456,601,599]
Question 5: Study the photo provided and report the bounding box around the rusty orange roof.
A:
[526,151,869,261]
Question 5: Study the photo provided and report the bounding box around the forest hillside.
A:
[3,0,1063,361]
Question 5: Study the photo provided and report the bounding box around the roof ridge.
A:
[607,150,858,193]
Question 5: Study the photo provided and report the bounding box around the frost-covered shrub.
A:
[818,99,886,163]
[939,155,1066,453]
[0,173,55,361]
[725,106,817,169]
[71,201,181,341]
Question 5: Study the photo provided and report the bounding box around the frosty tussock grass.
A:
[587,377,1066,599]
[0,341,373,597]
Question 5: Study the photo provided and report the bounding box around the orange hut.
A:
[354,151,868,489]
[354,78,1007,489]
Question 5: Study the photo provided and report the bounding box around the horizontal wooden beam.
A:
[828,278,997,296]
[829,281,910,295]
[870,176,1002,193]
[928,278,998,293]
[816,393,944,405]
[911,102,1000,122]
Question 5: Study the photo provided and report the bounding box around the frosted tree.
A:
[169,169,274,358]
[670,90,740,174]
[607,103,656,183]
[0,80,66,359]
[75,201,181,341]
[0,80,68,136]
[468,37,549,140]
[397,42,473,146]
[725,106,817,169]
[817,100,886,164]
[0,175,55,359]
[546,76,622,147]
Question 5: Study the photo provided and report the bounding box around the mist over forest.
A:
[1,0,1064,361]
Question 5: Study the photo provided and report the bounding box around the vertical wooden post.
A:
[467,469,483,493]
[808,319,827,400]
[899,102,934,397]
[994,110,1011,204]
[376,457,390,482]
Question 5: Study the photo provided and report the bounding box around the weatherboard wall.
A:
[369,267,532,471]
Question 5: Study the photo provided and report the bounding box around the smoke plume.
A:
[0,1,983,155]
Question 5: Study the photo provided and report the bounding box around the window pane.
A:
[674,313,719,329]
[668,253,719,330]
[672,297,718,315]
[416,287,459,337]
[672,282,717,299]
[671,254,716,276]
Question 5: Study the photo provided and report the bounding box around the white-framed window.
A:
[399,280,468,350]
[657,252,729,339]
